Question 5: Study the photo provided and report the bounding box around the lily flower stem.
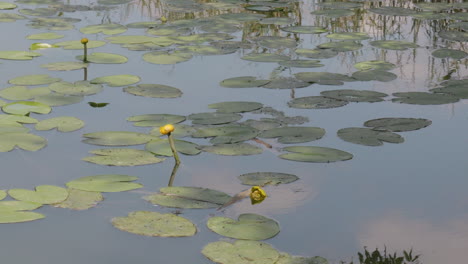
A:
[167,133,181,165]
[83,43,88,62]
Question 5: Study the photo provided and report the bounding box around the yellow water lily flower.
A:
[159,124,175,135]
[250,186,267,205]
[81,38,88,44]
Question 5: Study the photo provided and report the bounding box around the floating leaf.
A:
[318,41,363,52]
[259,127,325,144]
[281,26,327,34]
[0,114,37,124]
[354,60,396,71]
[90,74,140,87]
[352,70,397,82]
[238,172,299,186]
[145,139,201,156]
[150,124,195,138]
[259,17,294,25]
[0,13,26,22]
[9,185,68,204]
[256,36,297,49]
[83,131,158,146]
[326,32,370,41]
[279,146,353,163]
[311,9,355,18]
[200,143,262,156]
[294,72,354,85]
[54,40,106,49]
[363,118,432,132]
[430,85,468,99]
[0,2,16,9]
[19,7,57,16]
[143,50,193,64]
[261,78,310,89]
[66,174,142,192]
[0,122,29,134]
[0,51,41,60]
[288,96,348,109]
[208,101,263,113]
[438,30,468,42]
[88,102,109,108]
[41,61,88,71]
[0,133,47,152]
[432,49,468,59]
[112,211,196,237]
[321,89,388,102]
[278,60,324,68]
[276,253,328,264]
[392,92,459,105]
[0,86,50,100]
[192,125,258,144]
[53,189,103,210]
[30,42,57,50]
[143,186,231,209]
[76,52,127,64]
[35,116,84,132]
[0,190,6,200]
[127,114,186,127]
[9,74,60,86]
[370,40,418,50]
[2,101,51,115]
[124,84,182,98]
[219,13,265,22]
[241,53,290,63]
[0,210,44,223]
[220,76,270,88]
[49,81,103,96]
[35,94,83,106]
[368,7,417,16]
[295,48,338,59]
[27,32,64,40]
[80,23,127,35]
[207,213,280,240]
[0,201,41,211]
[202,240,280,264]
[337,127,404,146]
[83,148,164,166]
[188,112,242,125]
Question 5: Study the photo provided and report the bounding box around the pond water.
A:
[0,0,467,263]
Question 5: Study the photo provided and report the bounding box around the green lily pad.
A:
[337,127,404,146]
[0,2,16,9]
[279,146,353,163]
[143,186,231,209]
[49,81,103,96]
[83,148,165,166]
[0,51,41,60]
[200,143,262,156]
[179,45,237,55]
[281,26,327,34]
[106,35,158,44]
[27,17,77,30]
[53,189,103,210]
[2,101,51,115]
[77,52,128,64]
[80,23,127,35]
[219,13,265,22]
[321,89,388,102]
[0,133,47,152]
[35,116,84,132]
[326,32,370,41]
[352,70,398,82]
[278,60,324,68]
[311,9,355,18]
[202,240,280,264]
[364,118,432,132]
[207,213,280,240]
[83,131,158,146]
[192,125,259,144]
[438,30,468,42]
[54,40,106,49]
[294,72,354,85]
[30,43,58,50]
[145,138,201,156]
[188,112,242,125]
[370,40,418,50]
[41,61,88,71]
[0,122,29,134]
[276,253,328,264]
[143,51,193,64]
[430,85,468,99]
[0,210,45,223]
[369,7,417,16]
[0,13,26,22]
[0,114,37,124]
[126,21,160,28]
[256,36,297,49]
[90,75,141,87]
[98,0,133,5]
[35,94,83,106]
[127,114,186,127]
[259,127,325,144]
[295,48,338,59]
[0,190,6,200]
[150,124,195,138]
[0,201,41,211]
[208,101,263,113]
[220,76,270,88]
[411,12,447,20]
[0,86,50,100]
[413,2,452,11]
[66,174,142,192]
[259,17,295,25]
[124,84,182,98]
[112,211,196,237]
[288,96,348,109]
[238,172,299,186]
[242,53,290,63]
[242,119,282,131]
[432,49,468,59]
[27,32,64,40]
[354,60,396,71]
[318,41,363,52]
[9,185,68,204]
[9,74,60,86]
[19,7,57,16]
[147,25,191,36]
[261,78,310,89]
[392,92,459,105]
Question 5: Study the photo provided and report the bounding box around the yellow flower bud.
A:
[250,186,267,205]
[159,124,175,135]
[81,38,89,44]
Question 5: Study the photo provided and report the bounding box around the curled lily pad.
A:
[238,172,299,186]
[220,76,270,88]
[9,185,68,204]
[432,49,468,59]
[54,40,106,49]
[259,127,325,144]
[35,94,83,106]
[321,89,388,102]
[143,186,231,209]
[354,60,396,71]
[30,43,57,50]
[192,125,259,144]
[2,101,51,115]
[0,51,41,60]
[200,143,262,156]
[49,81,103,96]
[112,211,196,237]
[281,26,327,34]
[280,146,353,163]
[370,40,418,50]
[143,51,193,64]
[0,133,47,152]
[188,112,241,125]
[208,101,263,113]
[0,86,50,100]
[288,96,348,109]
[83,148,164,166]
[241,53,290,63]
[66,174,142,192]
[202,240,280,264]
[127,114,186,127]
[364,118,432,132]
[352,70,397,82]
[53,189,103,210]
[80,23,127,35]
[90,74,140,87]
[145,138,201,156]
[337,127,404,146]
[392,92,459,105]
[124,84,182,98]
[41,61,88,71]
[326,32,370,41]
[83,131,158,146]
[9,74,60,86]
[77,52,128,64]
[207,213,280,240]
[35,116,84,132]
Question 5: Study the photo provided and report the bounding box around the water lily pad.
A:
[49,81,103,96]
[126,21,160,28]
[207,213,279,240]
[147,26,191,36]
[0,114,37,124]
[0,86,50,100]
[392,92,459,105]
[19,7,57,16]
[219,13,265,22]
[438,30,468,42]
[83,131,158,146]
[9,185,68,204]
[0,133,47,152]
[364,118,432,132]
[143,186,231,208]
[199,22,240,33]
[261,78,310,89]
[259,127,325,144]
[278,60,324,68]
[294,72,354,85]
[0,2,16,9]
[66,174,142,192]
[242,119,281,131]
[369,7,417,16]
[279,146,353,163]
[27,17,78,30]
[124,84,182,98]
[352,70,397,82]
[208,101,263,113]
[256,36,297,49]
[145,138,201,156]
[0,201,41,211]
[112,211,196,237]
[337,127,404,146]
[192,125,259,144]
[0,13,26,22]
[150,124,195,138]
[0,210,44,223]
[281,26,327,34]
[27,32,64,40]
[127,114,186,127]
[295,48,338,59]
[430,85,468,99]
[220,76,270,88]
[2,101,51,115]
[0,122,29,134]
[200,143,262,156]
[54,40,106,49]
[0,190,6,200]
[259,17,294,25]
[91,74,140,87]
[98,0,132,5]
[288,96,348,109]
[326,32,370,41]
[83,148,164,166]
[9,74,60,86]
[41,61,88,71]
[242,53,290,63]
[0,50,41,60]
[238,172,299,186]
[30,43,57,50]
[277,253,328,264]
[318,41,363,52]
[35,116,84,132]
[321,89,388,102]
[76,52,128,64]
[106,35,158,44]
[35,94,83,106]
[370,40,418,50]
[354,60,396,71]
[188,112,242,125]
[53,189,103,210]
[432,49,468,59]
[143,51,193,64]
[202,240,280,264]
[311,9,355,18]
[80,23,127,35]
